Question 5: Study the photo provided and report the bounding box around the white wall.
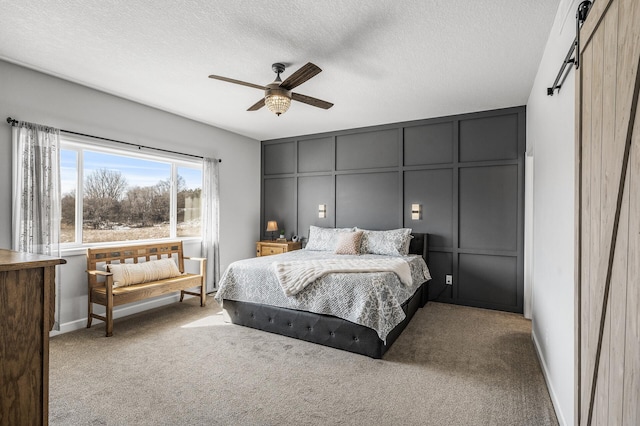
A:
[0,59,260,332]
[526,0,577,424]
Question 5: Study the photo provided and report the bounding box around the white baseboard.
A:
[50,294,182,336]
[532,329,566,426]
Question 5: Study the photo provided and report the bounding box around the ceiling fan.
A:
[208,62,334,116]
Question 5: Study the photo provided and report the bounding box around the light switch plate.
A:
[445,274,453,285]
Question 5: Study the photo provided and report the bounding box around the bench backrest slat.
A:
[87,241,185,289]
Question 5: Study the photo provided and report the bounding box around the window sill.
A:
[60,237,203,257]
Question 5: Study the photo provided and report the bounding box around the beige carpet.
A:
[49,299,558,426]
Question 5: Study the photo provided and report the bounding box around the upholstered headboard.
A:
[408,233,429,264]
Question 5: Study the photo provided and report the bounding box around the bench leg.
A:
[106,289,113,337]
[87,297,93,328]
[105,307,113,337]
[180,290,185,302]
[200,258,207,307]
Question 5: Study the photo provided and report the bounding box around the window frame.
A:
[60,134,203,255]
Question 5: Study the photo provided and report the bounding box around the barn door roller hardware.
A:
[547,1,592,96]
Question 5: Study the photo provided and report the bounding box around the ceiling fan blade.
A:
[292,92,334,109]
[247,98,265,111]
[208,75,266,91]
[280,63,322,90]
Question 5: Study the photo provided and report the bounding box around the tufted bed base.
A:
[222,281,427,359]
[220,233,430,358]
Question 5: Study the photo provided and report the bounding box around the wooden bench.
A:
[86,241,206,336]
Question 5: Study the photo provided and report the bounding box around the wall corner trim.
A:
[532,329,567,426]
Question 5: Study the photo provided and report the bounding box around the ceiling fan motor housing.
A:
[272,63,286,75]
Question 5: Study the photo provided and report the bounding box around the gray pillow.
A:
[357,228,413,256]
[305,226,355,251]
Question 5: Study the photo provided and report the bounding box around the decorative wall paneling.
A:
[262,106,525,313]
[576,0,640,424]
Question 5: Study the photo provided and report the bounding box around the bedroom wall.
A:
[526,0,578,424]
[261,106,526,313]
[0,59,260,333]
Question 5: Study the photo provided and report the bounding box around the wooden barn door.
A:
[576,0,640,425]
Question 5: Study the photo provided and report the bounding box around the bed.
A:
[215,231,431,358]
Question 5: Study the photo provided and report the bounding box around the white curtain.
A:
[12,121,62,328]
[201,158,220,292]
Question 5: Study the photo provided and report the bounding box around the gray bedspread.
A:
[214,250,431,340]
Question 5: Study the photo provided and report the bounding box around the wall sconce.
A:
[411,204,421,220]
[318,204,327,218]
[266,220,278,240]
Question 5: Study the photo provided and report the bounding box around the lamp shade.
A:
[266,220,279,232]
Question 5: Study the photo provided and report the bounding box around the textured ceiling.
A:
[0,0,560,141]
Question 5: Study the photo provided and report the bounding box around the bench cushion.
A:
[91,273,203,306]
[106,258,181,287]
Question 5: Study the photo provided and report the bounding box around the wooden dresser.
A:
[0,250,66,426]
[256,240,302,257]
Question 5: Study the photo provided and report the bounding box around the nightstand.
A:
[256,240,302,257]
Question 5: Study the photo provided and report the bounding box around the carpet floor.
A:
[49,299,558,426]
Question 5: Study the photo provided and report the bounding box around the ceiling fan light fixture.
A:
[209,62,332,115]
[265,95,291,116]
[264,84,291,116]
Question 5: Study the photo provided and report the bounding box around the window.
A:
[60,136,202,246]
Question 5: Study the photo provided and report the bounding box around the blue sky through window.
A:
[61,149,202,195]
[60,149,77,195]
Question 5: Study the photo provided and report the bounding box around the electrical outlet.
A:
[445,274,453,285]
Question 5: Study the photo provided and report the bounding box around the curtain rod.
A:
[6,117,221,163]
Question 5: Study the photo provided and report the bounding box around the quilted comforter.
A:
[214,250,431,340]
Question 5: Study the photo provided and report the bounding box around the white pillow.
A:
[357,228,413,256]
[106,258,181,288]
[305,226,355,251]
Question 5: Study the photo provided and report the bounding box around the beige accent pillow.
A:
[106,258,181,288]
[334,231,364,255]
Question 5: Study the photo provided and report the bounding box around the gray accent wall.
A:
[261,106,525,313]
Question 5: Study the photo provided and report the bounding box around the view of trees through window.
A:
[60,145,202,244]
